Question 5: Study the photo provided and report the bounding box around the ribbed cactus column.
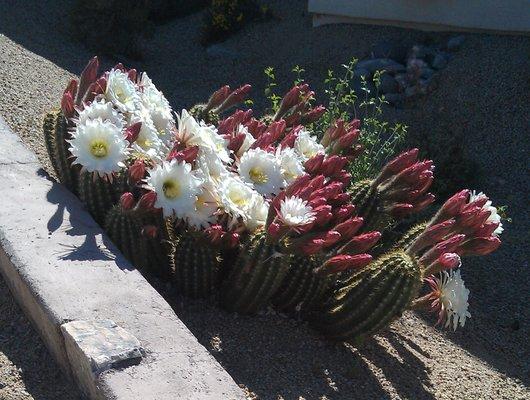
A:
[170,234,221,299]
[104,205,148,270]
[273,256,331,313]
[349,179,382,231]
[43,110,78,193]
[220,231,289,314]
[78,171,128,225]
[312,251,422,342]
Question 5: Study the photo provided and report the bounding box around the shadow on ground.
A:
[1,0,529,396]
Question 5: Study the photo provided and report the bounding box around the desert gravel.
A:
[0,1,528,399]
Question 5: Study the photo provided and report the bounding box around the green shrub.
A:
[202,0,272,45]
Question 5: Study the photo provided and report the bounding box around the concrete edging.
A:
[0,116,245,400]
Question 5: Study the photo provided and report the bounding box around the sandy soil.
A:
[0,1,528,399]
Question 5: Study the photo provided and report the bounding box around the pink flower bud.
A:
[129,159,146,183]
[61,92,75,119]
[440,189,470,218]
[142,225,158,239]
[267,221,282,239]
[340,231,381,254]
[337,130,360,150]
[457,237,501,256]
[120,192,135,210]
[420,234,467,265]
[76,56,99,105]
[438,253,462,270]
[179,146,200,164]
[319,254,372,275]
[379,148,419,179]
[64,79,78,99]
[304,153,325,175]
[124,122,142,143]
[312,205,333,226]
[205,224,224,245]
[228,133,246,152]
[301,105,326,124]
[334,204,356,223]
[206,85,231,110]
[138,191,157,210]
[298,238,326,255]
[127,69,137,82]
[217,84,251,112]
[391,203,414,218]
[333,217,364,240]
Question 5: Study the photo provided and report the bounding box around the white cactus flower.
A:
[238,148,285,196]
[294,129,324,161]
[69,118,128,177]
[105,69,140,114]
[279,196,315,227]
[469,190,504,236]
[146,160,203,219]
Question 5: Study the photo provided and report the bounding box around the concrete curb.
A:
[0,116,245,400]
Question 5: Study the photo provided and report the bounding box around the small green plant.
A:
[317,59,408,181]
[202,0,272,45]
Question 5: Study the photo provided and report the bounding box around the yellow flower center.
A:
[163,180,181,199]
[90,140,109,158]
[229,191,248,208]
[249,167,268,184]
[137,137,152,150]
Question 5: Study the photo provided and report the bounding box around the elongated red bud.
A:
[138,191,157,210]
[64,79,78,98]
[299,238,325,255]
[420,234,466,265]
[318,254,372,275]
[334,204,356,223]
[206,224,224,245]
[217,84,252,112]
[125,122,142,143]
[76,56,99,105]
[179,146,200,164]
[379,148,419,179]
[61,92,75,119]
[228,133,246,152]
[440,189,470,217]
[337,130,360,150]
[206,85,231,110]
[438,253,462,270]
[301,105,326,124]
[223,232,240,248]
[142,225,158,239]
[120,192,135,210]
[391,203,414,218]
[304,153,325,174]
[127,69,137,82]
[457,236,501,256]
[333,217,364,240]
[340,231,381,254]
[129,159,146,183]
[267,221,282,239]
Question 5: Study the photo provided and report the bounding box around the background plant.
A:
[202,0,272,45]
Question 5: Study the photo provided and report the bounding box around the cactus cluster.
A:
[43,57,503,346]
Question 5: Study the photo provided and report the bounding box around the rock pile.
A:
[354,36,465,106]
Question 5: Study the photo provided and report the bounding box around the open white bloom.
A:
[429,270,471,331]
[69,118,128,176]
[218,175,257,225]
[139,73,174,139]
[186,181,219,229]
[294,129,324,161]
[238,148,285,195]
[105,69,140,113]
[146,160,203,218]
[129,109,164,158]
[77,99,124,130]
[246,194,269,231]
[279,196,315,227]
[276,147,305,184]
[197,148,230,182]
[235,124,256,157]
[177,110,230,163]
[469,190,503,236]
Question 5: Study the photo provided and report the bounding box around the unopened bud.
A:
[120,192,135,210]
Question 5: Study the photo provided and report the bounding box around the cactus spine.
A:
[170,234,221,298]
[391,222,429,251]
[220,231,289,314]
[273,256,331,313]
[43,110,78,193]
[312,251,422,341]
[78,171,129,225]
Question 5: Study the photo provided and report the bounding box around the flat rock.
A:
[61,320,143,377]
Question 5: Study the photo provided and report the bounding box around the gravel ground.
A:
[0,1,529,399]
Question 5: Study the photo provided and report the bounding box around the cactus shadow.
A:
[165,292,436,400]
[43,175,131,269]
